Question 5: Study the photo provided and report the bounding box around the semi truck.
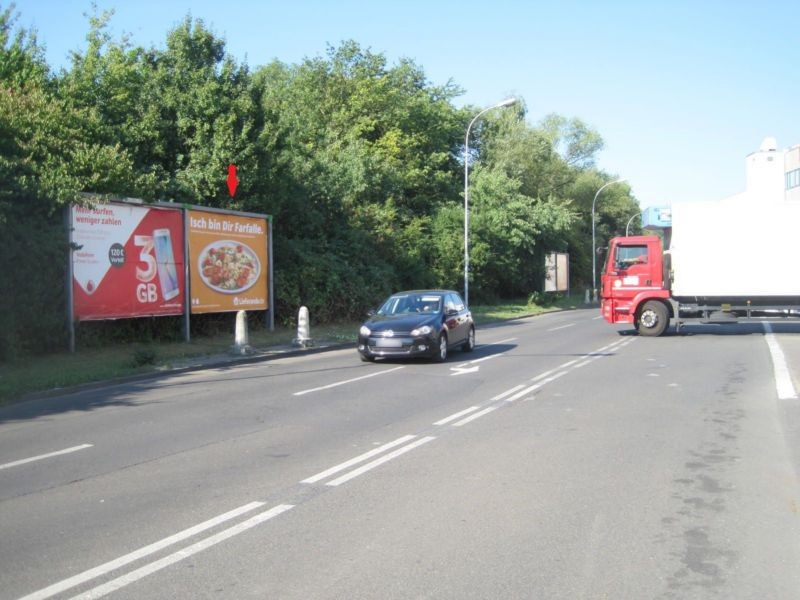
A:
[600,199,800,336]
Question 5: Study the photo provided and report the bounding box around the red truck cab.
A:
[601,235,671,334]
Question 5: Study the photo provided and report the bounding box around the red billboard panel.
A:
[72,203,185,320]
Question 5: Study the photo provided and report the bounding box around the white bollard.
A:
[585,289,591,304]
[230,310,253,355]
[293,306,314,348]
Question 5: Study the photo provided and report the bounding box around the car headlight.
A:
[359,325,371,336]
[411,325,433,336]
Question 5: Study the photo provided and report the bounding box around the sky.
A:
[13,0,800,208]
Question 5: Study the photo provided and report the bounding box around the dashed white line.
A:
[293,366,404,396]
[68,504,294,600]
[20,501,267,600]
[302,435,417,484]
[548,323,576,331]
[490,385,526,401]
[326,437,436,486]
[0,444,93,471]
[434,406,481,426]
[452,406,499,427]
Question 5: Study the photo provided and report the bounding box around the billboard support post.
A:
[65,205,76,353]
[268,216,274,331]
[182,206,191,343]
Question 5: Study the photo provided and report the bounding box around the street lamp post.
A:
[625,212,641,236]
[591,178,627,298]
[464,97,517,307]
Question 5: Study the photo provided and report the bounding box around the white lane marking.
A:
[531,367,560,382]
[326,437,436,486]
[486,337,517,345]
[0,444,93,471]
[490,385,526,401]
[434,407,481,426]
[20,502,266,600]
[503,384,542,403]
[470,353,503,364]
[452,406,498,427]
[293,366,404,396]
[548,323,575,332]
[450,365,480,376]
[302,435,417,484]
[763,323,798,400]
[593,315,604,320]
[69,505,294,600]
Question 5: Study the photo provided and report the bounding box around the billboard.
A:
[71,203,184,320]
[187,209,269,314]
[544,252,569,293]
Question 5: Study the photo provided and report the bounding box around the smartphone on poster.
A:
[153,228,180,301]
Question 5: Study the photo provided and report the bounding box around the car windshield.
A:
[377,294,443,316]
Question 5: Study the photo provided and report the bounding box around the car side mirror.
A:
[445,308,458,316]
[367,309,376,317]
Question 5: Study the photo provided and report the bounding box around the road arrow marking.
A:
[450,365,480,376]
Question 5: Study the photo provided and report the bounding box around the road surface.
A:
[2,308,800,599]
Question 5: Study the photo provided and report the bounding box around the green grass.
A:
[0,296,585,406]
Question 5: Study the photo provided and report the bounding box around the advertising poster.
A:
[188,209,269,314]
[544,252,569,293]
[72,203,185,320]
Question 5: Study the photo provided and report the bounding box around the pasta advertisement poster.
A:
[187,209,269,314]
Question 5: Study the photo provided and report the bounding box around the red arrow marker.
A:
[227,164,239,198]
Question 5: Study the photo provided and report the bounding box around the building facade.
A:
[734,137,800,203]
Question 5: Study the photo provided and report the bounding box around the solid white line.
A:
[0,444,93,471]
[487,337,517,345]
[293,366,404,396]
[326,437,436,486]
[302,435,417,483]
[69,504,294,600]
[763,323,798,400]
[434,406,481,426]
[548,323,575,332]
[470,353,503,364]
[20,502,266,600]
[452,406,499,427]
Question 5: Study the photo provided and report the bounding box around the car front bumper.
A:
[357,334,436,359]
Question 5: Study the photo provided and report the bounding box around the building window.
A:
[788,169,800,190]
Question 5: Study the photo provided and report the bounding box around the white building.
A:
[786,143,800,202]
[729,137,800,203]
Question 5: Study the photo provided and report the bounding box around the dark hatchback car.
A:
[357,290,475,362]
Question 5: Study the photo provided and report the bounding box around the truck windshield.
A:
[614,245,648,270]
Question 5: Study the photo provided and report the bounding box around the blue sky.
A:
[14,0,800,207]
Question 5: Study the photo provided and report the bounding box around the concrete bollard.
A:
[585,289,591,304]
[230,310,253,355]
[293,306,314,348]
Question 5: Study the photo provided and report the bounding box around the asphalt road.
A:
[2,308,800,599]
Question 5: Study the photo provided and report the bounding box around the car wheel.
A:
[359,352,375,362]
[461,326,475,352]
[433,332,448,362]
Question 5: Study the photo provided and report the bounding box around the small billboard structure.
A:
[544,252,569,294]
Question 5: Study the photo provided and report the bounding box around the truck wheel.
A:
[637,301,669,336]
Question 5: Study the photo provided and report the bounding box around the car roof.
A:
[389,290,458,296]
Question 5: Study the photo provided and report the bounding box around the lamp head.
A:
[496,97,517,108]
